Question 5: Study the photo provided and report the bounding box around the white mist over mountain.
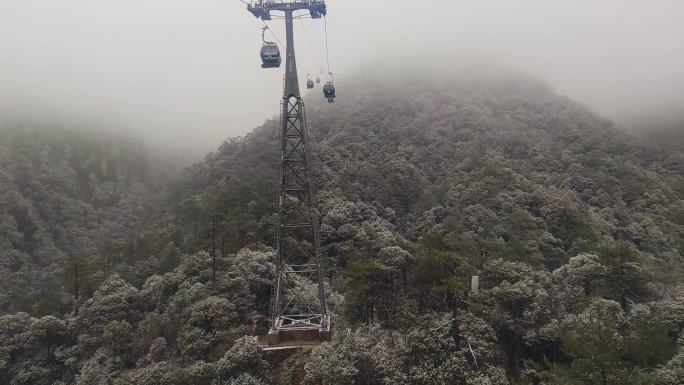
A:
[1,0,683,154]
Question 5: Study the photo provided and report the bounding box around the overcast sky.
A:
[1,0,683,154]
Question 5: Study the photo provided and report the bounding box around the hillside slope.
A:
[1,72,683,385]
[0,126,174,315]
[181,72,683,272]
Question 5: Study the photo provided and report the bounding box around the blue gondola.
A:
[259,26,281,69]
[260,42,281,68]
[323,82,335,103]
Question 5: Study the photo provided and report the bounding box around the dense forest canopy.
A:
[0,126,176,315]
[1,72,683,385]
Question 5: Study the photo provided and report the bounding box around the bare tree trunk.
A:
[73,263,79,315]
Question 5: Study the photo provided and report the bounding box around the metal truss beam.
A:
[272,93,328,333]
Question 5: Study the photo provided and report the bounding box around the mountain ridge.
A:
[1,71,683,385]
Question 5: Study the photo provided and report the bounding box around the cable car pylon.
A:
[246,0,331,346]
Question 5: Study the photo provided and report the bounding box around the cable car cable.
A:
[323,16,331,75]
[298,16,323,75]
[321,16,335,102]
[260,21,284,48]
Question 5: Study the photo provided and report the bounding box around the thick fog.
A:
[1,0,683,154]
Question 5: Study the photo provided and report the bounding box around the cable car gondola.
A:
[316,76,321,84]
[307,78,315,89]
[323,82,335,103]
[261,42,281,68]
[260,27,281,69]
[323,72,335,102]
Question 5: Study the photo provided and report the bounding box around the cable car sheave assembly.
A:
[245,0,334,346]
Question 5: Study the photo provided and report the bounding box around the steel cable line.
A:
[323,15,331,76]
[261,21,284,47]
[298,16,323,75]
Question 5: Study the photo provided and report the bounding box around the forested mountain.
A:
[0,126,175,315]
[638,124,684,151]
[1,72,683,385]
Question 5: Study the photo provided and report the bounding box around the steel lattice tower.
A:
[247,0,330,344]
